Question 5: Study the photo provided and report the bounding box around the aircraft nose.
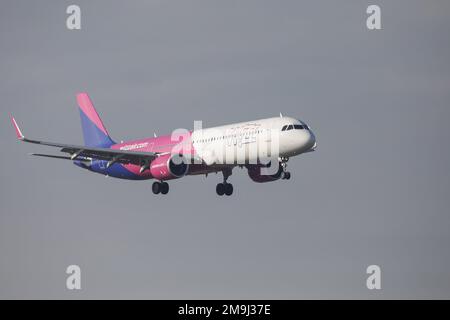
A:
[294,128,316,153]
[303,129,316,151]
[308,130,316,150]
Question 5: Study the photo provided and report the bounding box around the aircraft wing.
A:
[11,116,158,166]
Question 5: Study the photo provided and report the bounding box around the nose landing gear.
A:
[280,157,291,180]
[216,168,233,196]
[152,181,169,195]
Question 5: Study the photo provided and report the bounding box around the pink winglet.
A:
[10,115,24,140]
[76,92,109,136]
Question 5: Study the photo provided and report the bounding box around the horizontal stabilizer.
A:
[29,153,83,160]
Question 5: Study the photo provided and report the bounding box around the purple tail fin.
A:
[77,93,115,147]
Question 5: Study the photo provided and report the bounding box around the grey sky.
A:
[1,0,450,299]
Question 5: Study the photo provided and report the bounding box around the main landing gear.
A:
[152,181,169,195]
[216,182,233,196]
[216,168,233,196]
[280,157,291,180]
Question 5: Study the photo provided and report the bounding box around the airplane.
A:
[11,93,316,196]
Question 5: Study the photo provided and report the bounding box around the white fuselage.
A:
[191,116,316,165]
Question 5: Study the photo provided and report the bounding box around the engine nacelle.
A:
[150,153,189,180]
[246,162,283,183]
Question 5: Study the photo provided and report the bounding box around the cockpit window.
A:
[283,124,310,131]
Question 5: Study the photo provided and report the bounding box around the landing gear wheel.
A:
[160,182,169,194]
[216,183,225,196]
[152,181,161,194]
[279,157,290,180]
[224,183,233,196]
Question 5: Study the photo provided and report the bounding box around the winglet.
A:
[10,115,24,140]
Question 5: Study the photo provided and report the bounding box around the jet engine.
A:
[150,153,189,180]
[246,162,283,183]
